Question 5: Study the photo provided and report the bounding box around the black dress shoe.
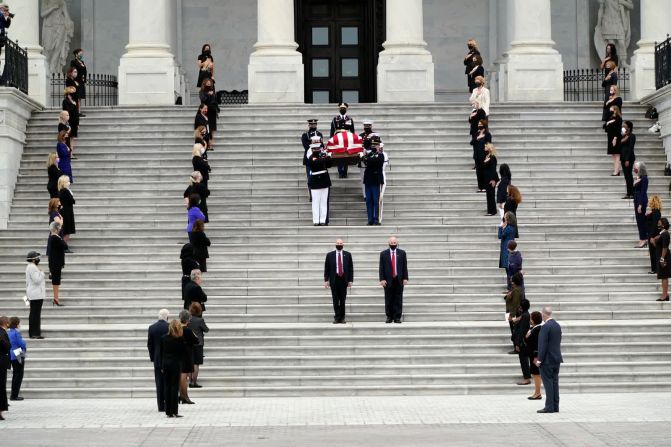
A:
[508,350,517,355]
[64,249,74,254]
[174,414,183,418]
[385,318,392,323]
[30,335,45,339]
[192,383,203,388]
[393,319,402,323]
[537,409,554,413]
[528,395,542,400]
[9,397,24,401]
[339,320,346,324]
[79,113,87,117]
[333,319,339,324]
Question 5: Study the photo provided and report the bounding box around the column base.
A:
[118,54,178,106]
[630,46,656,101]
[505,49,563,101]
[248,52,304,104]
[641,83,671,162]
[377,52,435,103]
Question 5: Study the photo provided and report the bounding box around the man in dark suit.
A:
[324,239,354,324]
[379,237,409,323]
[330,102,355,178]
[535,306,563,413]
[147,309,169,412]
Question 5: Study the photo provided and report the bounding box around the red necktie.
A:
[337,252,343,277]
[391,251,397,278]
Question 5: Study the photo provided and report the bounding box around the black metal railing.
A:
[50,73,118,107]
[563,68,629,102]
[217,90,248,104]
[655,34,671,90]
[0,37,28,94]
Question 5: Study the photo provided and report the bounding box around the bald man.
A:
[324,239,354,323]
[379,237,409,323]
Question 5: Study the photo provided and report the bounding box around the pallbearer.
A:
[308,144,332,226]
[301,118,324,181]
[330,102,355,178]
[378,141,390,223]
[358,120,375,199]
[361,135,384,226]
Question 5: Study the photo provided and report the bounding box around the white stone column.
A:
[118,0,178,105]
[377,0,434,102]
[248,0,304,103]
[7,0,48,106]
[504,0,563,101]
[631,0,671,100]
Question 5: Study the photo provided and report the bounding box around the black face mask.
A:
[339,108,347,115]
[58,205,63,210]
[335,245,344,251]
[34,259,40,265]
[389,244,397,250]
[467,45,474,51]
[364,128,372,134]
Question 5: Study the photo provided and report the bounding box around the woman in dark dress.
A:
[190,219,211,273]
[192,144,210,187]
[497,164,511,219]
[70,48,87,114]
[57,176,76,242]
[184,171,209,222]
[65,67,79,104]
[187,302,209,388]
[47,152,62,198]
[646,196,662,274]
[178,310,199,405]
[180,243,200,301]
[472,120,491,192]
[504,185,522,238]
[654,218,671,301]
[196,44,214,88]
[482,143,499,216]
[466,53,484,93]
[525,311,543,400]
[633,161,649,248]
[194,104,211,149]
[463,39,481,92]
[62,87,79,139]
[161,320,185,418]
[498,212,517,270]
[605,105,622,176]
[199,78,218,145]
[600,43,619,73]
[48,221,67,307]
[602,84,623,122]
[620,121,636,199]
[513,298,531,385]
[57,110,73,154]
[601,60,618,104]
[46,198,64,257]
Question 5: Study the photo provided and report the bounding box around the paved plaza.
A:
[2,393,670,446]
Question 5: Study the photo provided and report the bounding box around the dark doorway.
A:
[296,0,385,104]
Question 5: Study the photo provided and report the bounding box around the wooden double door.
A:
[296,0,385,104]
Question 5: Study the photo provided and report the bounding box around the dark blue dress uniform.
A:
[362,147,385,225]
[330,110,355,178]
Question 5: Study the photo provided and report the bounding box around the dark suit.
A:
[183,281,207,311]
[147,319,169,412]
[379,248,409,321]
[620,134,636,197]
[161,334,185,417]
[538,318,563,412]
[0,327,10,412]
[324,250,354,322]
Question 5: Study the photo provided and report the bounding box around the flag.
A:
[326,131,364,155]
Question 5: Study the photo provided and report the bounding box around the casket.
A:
[326,131,364,165]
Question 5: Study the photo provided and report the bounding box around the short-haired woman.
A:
[178,310,199,405]
[466,52,484,93]
[180,243,200,302]
[482,143,499,216]
[186,194,206,242]
[472,120,491,192]
[654,217,671,301]
[183,171,209,223]
[464,39,481,92]
[605,105,623,176]
[512,299,531,385]
[620,120,636,199]
[190,219,211,273]
[504,272,525,354]
[192,143,210,186]
[46,152,63,198]
[187,302,209,389]
[56,130,73,184]
[602,84,622,122]
[57,175,75,244]
[525,310,543,400]
[497,164,511,219]
[197,43,214,87]
[46,198,63,257]
[161,319,185,417]
[633,161,649,248]
[499,212,517,271]
[62,86,79,139]
[57,110,73,155]
[646,196,662,274]
[8,317,26,401]
[199,78,218,147]
[506,240,523,292]
[25,251,45,339]
[48,221,67,307]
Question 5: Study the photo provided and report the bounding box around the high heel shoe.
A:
[656,296,670,302]
[52,300,64,307]
[179,397,195,404]
[527,395,542,400]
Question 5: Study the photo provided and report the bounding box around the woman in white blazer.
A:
[25,251,46,339]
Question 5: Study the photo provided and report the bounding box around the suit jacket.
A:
[620,134,636,163]
[0,327,10,370]
[324,250,354,285]
[160,334,185,371]
[184,281,208,304]
[537,318,563,367]
[147,319,169,368]
[379,248,409,283]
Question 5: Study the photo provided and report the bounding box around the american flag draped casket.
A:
[325,131,364,165]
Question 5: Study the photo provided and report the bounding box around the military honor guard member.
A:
[361,135,385,226]
[379,237,409,323]
[308,143,333,226]
[330,102,355,178]
[324,239,354,324]
[358,120,375,199]
[378,141,390,223]
[301,119,324,181]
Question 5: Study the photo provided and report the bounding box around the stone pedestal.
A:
[642,84,671,162]
[377,0,434,102]
[248,0,304,104]
[7,0,48,106]
[631,0,671,100]
[505,0,563,101]
[118,0,178,105]
[0,89,41,229]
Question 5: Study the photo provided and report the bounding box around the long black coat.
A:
[48,234,67,270]
[47,165,63,198]
[58,188,76,235]
[192,156,210,184]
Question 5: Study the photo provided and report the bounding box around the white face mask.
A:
[200,147,206,155]
[621,127,626,136]
[56,158,60,164]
